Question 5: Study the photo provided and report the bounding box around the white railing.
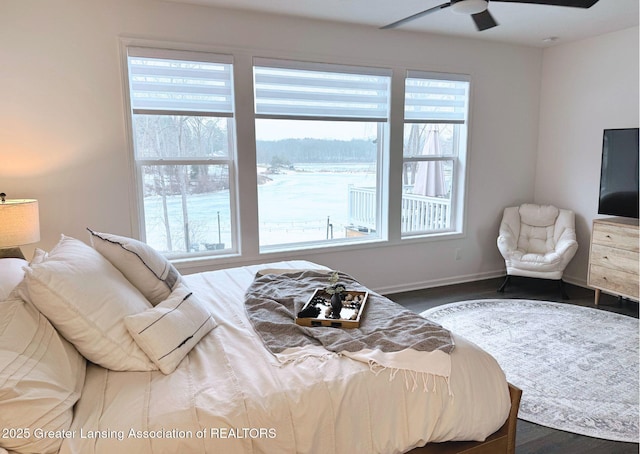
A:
[400,192,450,232]
[348,186,451,233]
[348,185,377,232]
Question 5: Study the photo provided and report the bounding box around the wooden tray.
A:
[295,289,368,328]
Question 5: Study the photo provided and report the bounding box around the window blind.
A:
[127,48,234,115]
[404,72,470,123]
[253,59,391,121]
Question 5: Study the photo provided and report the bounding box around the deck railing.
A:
[348,185,377,232]
[348,186,451,233]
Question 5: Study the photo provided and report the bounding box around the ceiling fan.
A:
[380,0,600,32]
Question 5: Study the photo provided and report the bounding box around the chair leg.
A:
[559,279,569,300]
[498,275,511,293]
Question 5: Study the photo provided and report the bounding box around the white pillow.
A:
[30,248,48,265]
[18,235,157,371]
[0,258,27,301]
[0,296,86,454]
[87,229,182,306]
[124,283,216,374]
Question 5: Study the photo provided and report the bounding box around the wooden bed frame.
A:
[409,383,522,454]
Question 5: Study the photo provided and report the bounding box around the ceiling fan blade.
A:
[472,9,498,31]
[380,2,451,29]
[492,0,599,8]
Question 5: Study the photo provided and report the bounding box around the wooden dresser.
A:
[588,217,639,305]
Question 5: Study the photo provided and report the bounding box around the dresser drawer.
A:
[589,264,640,299]
[590,243,640,275]
[592,222,639,252]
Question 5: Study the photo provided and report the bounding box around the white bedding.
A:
[60,260,510,454]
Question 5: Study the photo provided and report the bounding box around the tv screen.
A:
[598,128,639,219]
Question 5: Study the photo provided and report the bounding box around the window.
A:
[253,59,391,250]
[124,46,471,260]
[402,72,469,237]
[126,48,237,257]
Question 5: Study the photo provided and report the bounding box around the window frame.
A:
[401,71,470,239]
[124,46,239,258]
[252,58,392,252]
[120,42,473,265]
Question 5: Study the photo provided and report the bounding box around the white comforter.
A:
[61,260,510,454]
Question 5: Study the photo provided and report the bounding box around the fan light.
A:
[451,0,488,15]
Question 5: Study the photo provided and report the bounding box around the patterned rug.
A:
[421,299,639,443]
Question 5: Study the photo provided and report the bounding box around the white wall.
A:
[536,26,639,286]
[1,0,543,293]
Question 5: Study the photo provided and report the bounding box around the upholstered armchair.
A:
[497,203,578,299]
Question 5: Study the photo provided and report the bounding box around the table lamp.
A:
[0,192,40,259]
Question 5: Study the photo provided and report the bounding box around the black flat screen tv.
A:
[598,128,639,219]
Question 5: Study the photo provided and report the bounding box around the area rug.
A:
[421,299,639,443]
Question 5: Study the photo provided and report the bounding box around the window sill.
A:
[171,230,466,275]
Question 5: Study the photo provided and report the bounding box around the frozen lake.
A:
[143,163,377,253]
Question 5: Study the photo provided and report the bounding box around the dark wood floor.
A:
[385,276,639,454]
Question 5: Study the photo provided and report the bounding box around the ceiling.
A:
[163,0,638,47]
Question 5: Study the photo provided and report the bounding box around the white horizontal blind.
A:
[405,72,470,123]
[253,58,391,121]
[127,47,234,115]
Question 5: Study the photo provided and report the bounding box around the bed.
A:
[0,231,520,454]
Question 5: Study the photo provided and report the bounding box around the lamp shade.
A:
[0,199,40,248]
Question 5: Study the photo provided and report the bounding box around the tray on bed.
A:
[295,289,368,328]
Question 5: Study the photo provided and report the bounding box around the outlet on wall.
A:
[454,248,462,261]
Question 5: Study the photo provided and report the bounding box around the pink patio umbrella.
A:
[413,125,446,197]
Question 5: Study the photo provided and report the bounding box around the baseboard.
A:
[376,271,591,296]
[375,270,506,296]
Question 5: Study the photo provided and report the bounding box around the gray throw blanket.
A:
[244,270,454,358]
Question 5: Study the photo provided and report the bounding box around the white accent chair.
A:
[497,203,578,299]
